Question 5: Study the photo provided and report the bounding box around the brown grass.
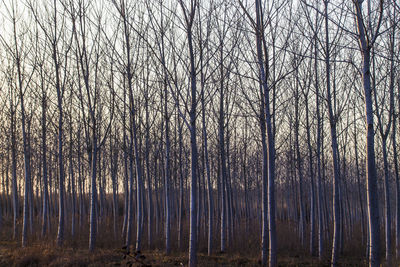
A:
[0,215,396,266]
[0,241,122,266]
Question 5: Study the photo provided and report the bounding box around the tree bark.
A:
[354,1,382,265]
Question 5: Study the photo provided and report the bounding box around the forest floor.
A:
[0,218,385,266]
[0,240,370,267]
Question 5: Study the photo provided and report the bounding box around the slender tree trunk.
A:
[145,94,153,249]
[11,101,18,240]
[20,93,30,248]
[122,110,129,239]
[41,94,49,237]
[315,28,324,260]
[126,138,134,249]
[159,26,171,255]
[164,81,171,255]
[255,0,276,265]
[89,134,98,251]
[394,81,400,258]
[373,12,395,261]
[77,128,83,231]
[110,133,118,239]
[178,117,184,250]
[50,14,65,247]
[13,22,31,247]
[55,71,65,248]
[10,97,18,240]
[354,2,381,266]
[382,140,391,262]
[27,122,33,236]
[294,68,305,248]
[305,93,316,257]
[69,118,76,238]
[354,110,366,245]
[134,121,143,253]
[323,2,341,265]
[179,3,199,264]
[218,42,228,255]
[200,58,213,257]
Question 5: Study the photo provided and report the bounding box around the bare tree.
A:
[353,0,384,266]
[178,1,199,265]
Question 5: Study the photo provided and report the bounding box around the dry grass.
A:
[0,240,393,266]
[0,243,258,267]
[0,241,122,266]
[0,215,396,266]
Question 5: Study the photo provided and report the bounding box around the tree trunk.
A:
[89,134,98,251]
[255,0,276,265]
[354,2,381,266]
[314,27,324,259]
[324,2,341,265]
